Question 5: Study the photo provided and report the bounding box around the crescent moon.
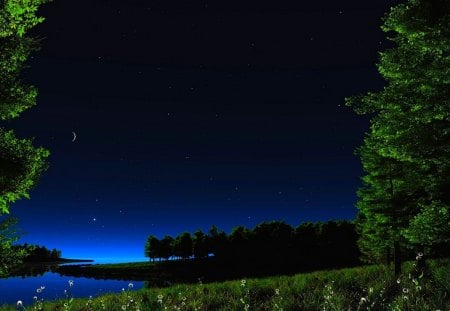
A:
[71,131,77,142]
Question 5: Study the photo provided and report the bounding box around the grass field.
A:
[4,258,450,311]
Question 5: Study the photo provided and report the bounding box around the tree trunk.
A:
[394,241,401,276]
[386,247,391,265]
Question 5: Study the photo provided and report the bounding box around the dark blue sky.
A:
[6,0,399,259]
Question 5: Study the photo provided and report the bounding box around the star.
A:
[92,218,97,222]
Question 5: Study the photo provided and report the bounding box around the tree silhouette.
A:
[159,235,174,260]
[143,220,362,274]
[208,225,228,258]
[193,229,209,259]
[228,226,251,260]
[174,232,193,260]
[293,222,318,262]
[252,221,293,262]
[144,235,160,262]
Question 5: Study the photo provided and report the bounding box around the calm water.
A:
[0,259,146,306]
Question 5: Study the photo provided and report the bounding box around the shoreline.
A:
[23,258,94,264]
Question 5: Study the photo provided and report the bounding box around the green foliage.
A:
[0,1,49,120]
[346,0,450,271]
[402,201,450,247]
[0,0,49,278]
[0,217,27,276]
[0,0,50,215]
[0,129,49,214]
[0,34,41,120]
[0,0,49,38]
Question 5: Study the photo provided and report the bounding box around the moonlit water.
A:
[0,259,145,306]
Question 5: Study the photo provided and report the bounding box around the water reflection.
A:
[0,263,143,306]
[8,263,60,278]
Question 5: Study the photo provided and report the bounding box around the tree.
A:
[144,235,160,262]
[50,248,61,259]
[346,0,450,275]
[173,232,193,260]
[354,139,423,274]
[159,235,174,260]
[0,217,27,276]
[252,221,293,262]
[0,0,49,276]
[193,229,209,259]
[0,0,50,214]
[229,226,251,260]
[208,225,228,259]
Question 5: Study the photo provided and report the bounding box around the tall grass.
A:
[3,257,449,311]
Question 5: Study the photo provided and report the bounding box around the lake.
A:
[0,259,146,307]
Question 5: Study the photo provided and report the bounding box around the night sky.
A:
[7,0,400,260]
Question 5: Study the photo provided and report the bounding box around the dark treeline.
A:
[13,244,62,262]
[145,220,362,270]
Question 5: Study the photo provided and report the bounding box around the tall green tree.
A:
[0,0,50,276]
[0,0,50,214]
[346,0,450,275]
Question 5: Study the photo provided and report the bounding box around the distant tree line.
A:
[12,244,62,262]
[145,220,362,269]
